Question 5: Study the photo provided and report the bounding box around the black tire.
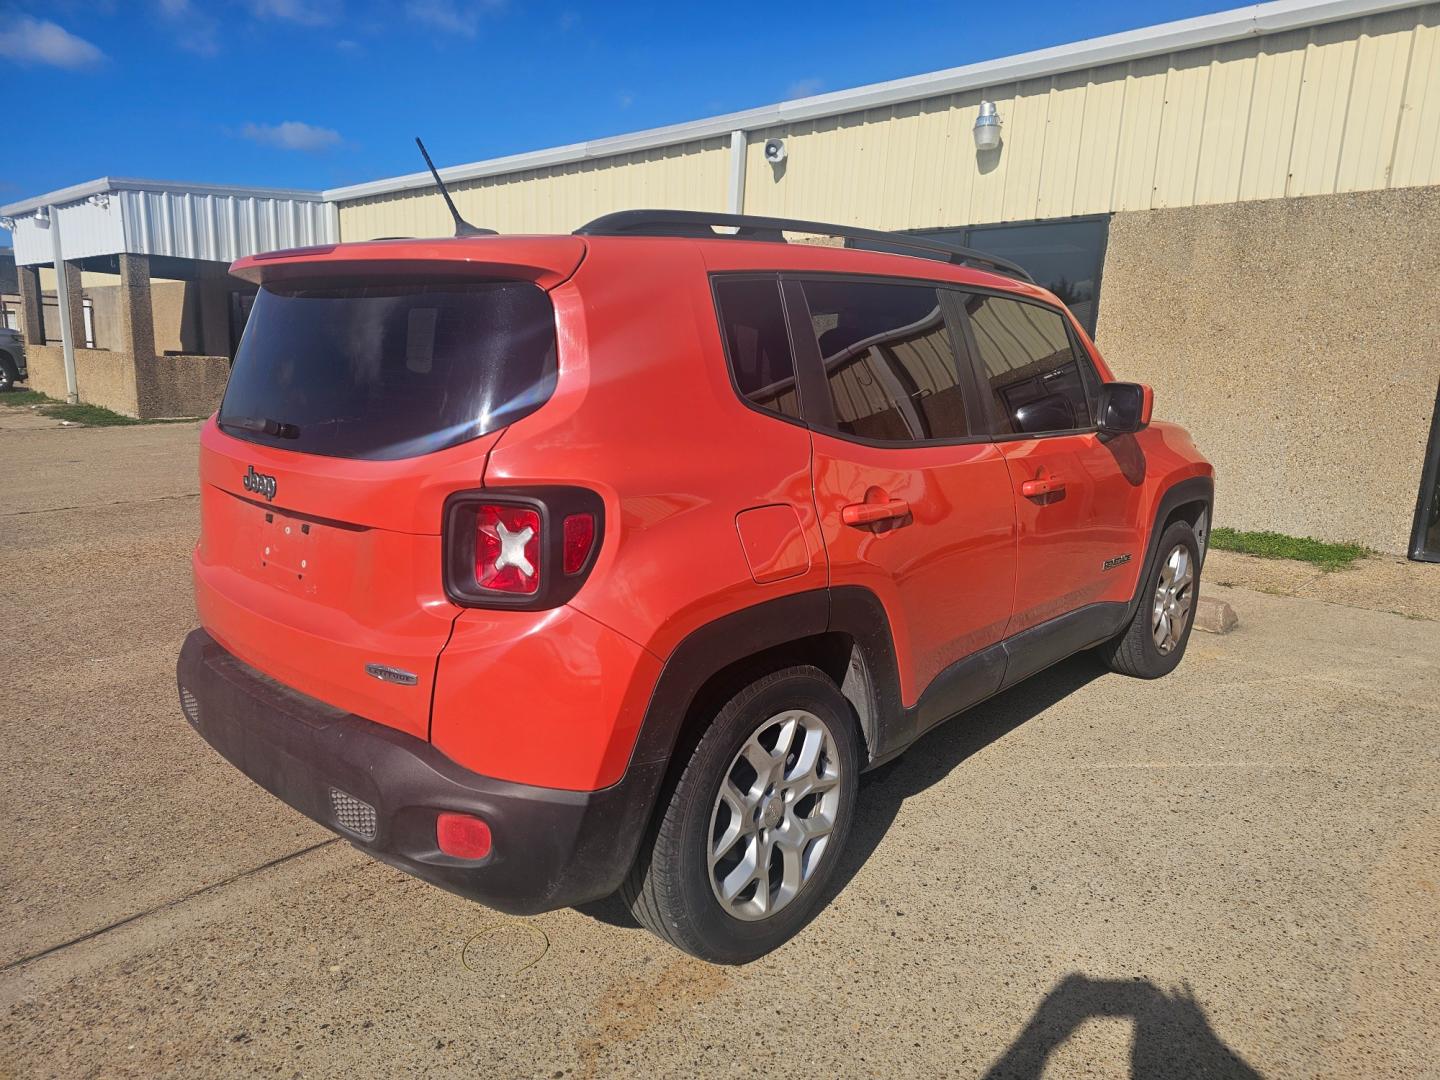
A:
[622,665,860,964]
[0,352,17,392]
[1097,520,1202,678]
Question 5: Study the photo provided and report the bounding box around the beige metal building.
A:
[5,0,1439,557]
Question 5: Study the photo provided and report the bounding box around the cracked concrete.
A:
[1,418,1437,1079]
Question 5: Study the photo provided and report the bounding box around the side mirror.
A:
[1096,382,1153,437]
[1013,392,1077,435]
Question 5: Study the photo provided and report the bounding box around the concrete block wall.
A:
[1095,186,1440,555]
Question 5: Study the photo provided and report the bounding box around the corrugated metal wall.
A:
[338,138,730,240]
[118,190,332,263]
[336,4,1439,238]
[742,4,1439,227]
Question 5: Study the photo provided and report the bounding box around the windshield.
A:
[218,278,557,460]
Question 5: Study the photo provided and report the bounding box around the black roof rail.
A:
[574,209,1035,284]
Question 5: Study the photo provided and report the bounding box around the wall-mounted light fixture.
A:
[973,100,1002,152]
[32,206,51,229]
[87,193,111,209]
[0,217,15,231]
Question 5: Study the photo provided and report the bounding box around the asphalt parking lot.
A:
[2,415,1437,1079]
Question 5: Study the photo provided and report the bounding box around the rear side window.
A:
[801,278,970,443]
[713,277,802,421]
[219,279,556,460]
[964,294,1094,436]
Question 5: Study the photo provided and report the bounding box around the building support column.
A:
[47,207,79,402]
[196,261,233,357]
[116,253,155,362]
[17,265,44,346]
[727,129,747,214]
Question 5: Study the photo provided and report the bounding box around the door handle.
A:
[841,498,910,526]
[1021,477,1065,498]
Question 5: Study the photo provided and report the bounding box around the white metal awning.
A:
[0,178,336,268]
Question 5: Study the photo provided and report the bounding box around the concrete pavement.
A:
[1,418,1437,1079]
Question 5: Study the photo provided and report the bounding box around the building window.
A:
[1412,383,1440,563]
[921,217,1109,337]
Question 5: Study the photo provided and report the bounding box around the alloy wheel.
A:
[707,709,843,921]
[1152,542,1195,654]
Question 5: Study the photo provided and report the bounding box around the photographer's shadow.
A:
[983,974,1261,1079]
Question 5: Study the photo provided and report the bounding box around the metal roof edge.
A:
[322,0,1422,204]
[1,177,326,218]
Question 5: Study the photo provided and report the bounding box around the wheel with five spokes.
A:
[1097,519,1202,678]
[622,665,859,963]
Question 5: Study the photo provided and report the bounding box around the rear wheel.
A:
[622,666,859,963]
[0,352,17,392]
[1097,520,1201,678]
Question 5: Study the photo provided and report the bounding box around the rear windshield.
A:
[219,279,557,460]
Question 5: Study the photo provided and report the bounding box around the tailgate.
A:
[194,423,506,739]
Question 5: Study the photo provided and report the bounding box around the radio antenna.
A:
[415,137,495,237]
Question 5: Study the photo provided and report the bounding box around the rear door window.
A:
[800,278,971,443]
[219,279,557,460]
[963,293,1096,436]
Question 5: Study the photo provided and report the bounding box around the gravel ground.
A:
[1,418,1437,1079]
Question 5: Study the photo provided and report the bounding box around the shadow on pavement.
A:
[578,653,1106,931]
[982,974,1262,1079]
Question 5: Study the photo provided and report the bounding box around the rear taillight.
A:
[475,504,541,594]
[443,488,603,610]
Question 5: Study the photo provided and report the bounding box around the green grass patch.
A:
[1210,526,1370,571]
[1,389,199,426]
[0,389,55,408]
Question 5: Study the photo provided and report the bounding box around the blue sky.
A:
[4,1,1239,214]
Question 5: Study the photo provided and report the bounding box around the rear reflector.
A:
[562,513,596,575]
[436,812,493,859]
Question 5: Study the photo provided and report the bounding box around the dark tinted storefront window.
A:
[1412,384,1440,562]
[852,217,1108,335]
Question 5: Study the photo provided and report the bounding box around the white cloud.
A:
[241,120,343,152]
[248,0,340,25]
[0,16,105,69]
[785,77,825,99]
[405,0,503,38]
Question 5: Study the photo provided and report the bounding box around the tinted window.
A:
[965,294,1094,436]
[219,279,556,460]
[714,277,801,421]
[802,279,969,443]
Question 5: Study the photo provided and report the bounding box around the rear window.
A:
[219,279,557,460]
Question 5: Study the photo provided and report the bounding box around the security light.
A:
[33,206,51,229]
[973,101,1002,152]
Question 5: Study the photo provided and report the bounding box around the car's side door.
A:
[787,275,1018,723]
[954,290,1148,641]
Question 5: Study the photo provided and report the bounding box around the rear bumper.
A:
[176,628,662,915]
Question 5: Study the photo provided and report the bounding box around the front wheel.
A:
[622,666,860,963]
[1097,520,1202,678]
[0,353,18,392]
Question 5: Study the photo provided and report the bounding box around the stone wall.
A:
[1095,187,1440,555]
[135,354,230,418]
[22,344,228,418]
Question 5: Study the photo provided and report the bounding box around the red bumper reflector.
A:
[436,812,493,859]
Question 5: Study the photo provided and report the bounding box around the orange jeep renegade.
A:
[177,210,1213,963]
